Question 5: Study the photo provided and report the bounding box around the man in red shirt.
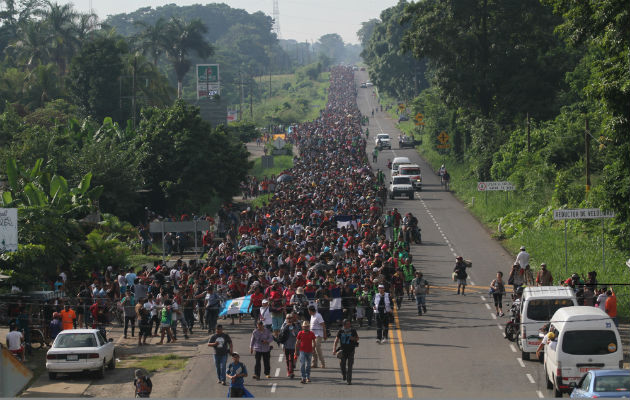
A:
[605,288,618,327]
[295,321,317,384]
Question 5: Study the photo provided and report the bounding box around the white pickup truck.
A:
[375,133,391,149]
[389,176,415,200]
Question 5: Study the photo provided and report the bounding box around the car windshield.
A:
[54,333,97,348]
[526,299,574,321]
[393,177,411,184]
[594,375,630,392]
[561,330,617,355]
[377,134,389,140]
[400,168,420,175]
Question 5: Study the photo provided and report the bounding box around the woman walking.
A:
[250,320,273,379]
[490,271,506,317]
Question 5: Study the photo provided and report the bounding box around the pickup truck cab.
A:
[375,133,391,149]
[389,176,415,200]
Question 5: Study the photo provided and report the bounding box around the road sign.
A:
[415,112,425,126]
[196,64,220,99]
[398,103,406,111]
[436,144,451,149]
[437,131,449,144]
[476,181,515,191]
[0,208,17,252]
[553,208,615,220]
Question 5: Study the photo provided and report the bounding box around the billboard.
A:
[227,110,238,122]
[0,208,18,252]
[197,64,220,99]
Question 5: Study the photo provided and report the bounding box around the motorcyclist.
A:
[386,159,392,170]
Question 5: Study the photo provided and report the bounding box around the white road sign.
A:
[553,208,615,220]
[477,181,515,191]
[0,208,18,252]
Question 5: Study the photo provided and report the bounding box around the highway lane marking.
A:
[278,353,283,362]
[388,329,404,398]
[517,358,526,368]
[537,390,545,398]
[491,313,497,320]
[275,367,280,377]
[526,373,535,384]
[393,306,414,398]
[497,323,503,331]
[510,344,517,353]
[480,296,486,301]
[271,383,277,393]
[485,303,491,310]
[470,280,476,286]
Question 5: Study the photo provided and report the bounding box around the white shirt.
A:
[6,330,23,350]
[310,312,325,338]
[260,307,272,325]
[373,292,392,313]
[515,251,530,268]
[144,301,157,317]
[171,301,179,321]
[597,294,608,311]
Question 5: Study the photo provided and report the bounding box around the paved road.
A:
[179,71,553,398]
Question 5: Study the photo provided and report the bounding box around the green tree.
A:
[357,18,379,49]
[134,17,168,66]
[163,17,213,98]
[316,33,344,64]
[35,1,79,78]
[67,35,128,123]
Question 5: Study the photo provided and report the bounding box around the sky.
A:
[62,0,399,44]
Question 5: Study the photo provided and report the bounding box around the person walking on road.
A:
[489,272,506,317]
[372,147,378,163]
[515,246,530,269]
[333,319,359,385]
[295,321,317,384]
[279,313,300,378]
[308,306,326,368]
[203,286,221,334]
[453,256,469,295]
[373,284,392,343]
[250,320,273,379]
[226,352,249,398]
[411,272,429,316]
[208,324,233,385]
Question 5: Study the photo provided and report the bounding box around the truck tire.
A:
[521,350,530,361]
[408,193,414,200]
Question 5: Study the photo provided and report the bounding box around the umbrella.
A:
[277,174,293,183]
[240,245,263,253]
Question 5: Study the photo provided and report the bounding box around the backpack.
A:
[135,376,152,396]
[277,326,289,344]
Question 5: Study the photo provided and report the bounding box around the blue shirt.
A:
[227,362,247,388]
[125,272,137,287]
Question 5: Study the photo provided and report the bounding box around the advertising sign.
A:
[0,208,18,252]
[196,64,220,99]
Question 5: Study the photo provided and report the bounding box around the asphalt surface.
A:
[176,71,558,399]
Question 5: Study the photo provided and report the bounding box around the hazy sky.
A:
[63,0,400,44]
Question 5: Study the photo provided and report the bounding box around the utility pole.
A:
[526,112,531,152]
[269,66,272,99]
[585,117,591,195]
[249,74,253,119]
[239,67,243,119]
[131,56,137,130]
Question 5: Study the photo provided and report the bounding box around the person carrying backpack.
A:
[134,369,152,398]
[278,313,300,378]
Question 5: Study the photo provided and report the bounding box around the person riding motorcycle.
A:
[386,159,392,169]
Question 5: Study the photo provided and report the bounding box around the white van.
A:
[391,157,411,176]
[398,164,422,191]
[544,306,623,397]
[519,286,577,360]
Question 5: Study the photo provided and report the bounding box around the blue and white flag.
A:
[329,287,343,322]
[220,295,251,317]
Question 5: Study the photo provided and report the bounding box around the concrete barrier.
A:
[0,345,33,397]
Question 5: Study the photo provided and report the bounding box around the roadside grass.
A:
[250,155,293,180]
[129,254,160,271]
[250,193,273,209]
[121,354,188,373]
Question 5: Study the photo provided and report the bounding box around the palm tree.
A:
[134,17,168,66]
[163,17,213,98]
[35,1,78,77]
[8,21,51,69]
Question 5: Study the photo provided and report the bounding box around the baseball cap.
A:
[378,284,385,288]
[262,299,269,304]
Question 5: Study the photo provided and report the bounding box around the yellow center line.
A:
[393,306,413,398]
[389,326,403,398]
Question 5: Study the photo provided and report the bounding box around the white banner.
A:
[0,208,18,252]
[477,181,515,191]
[553,208,615,220]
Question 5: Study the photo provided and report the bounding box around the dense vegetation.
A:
[361,0,629,253]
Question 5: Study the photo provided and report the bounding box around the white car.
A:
[46,329,115,379]
[375,133,391,149]
[389,176,415,200]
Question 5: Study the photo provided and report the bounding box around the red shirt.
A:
[296,330,316,353]
[250,292,264,307]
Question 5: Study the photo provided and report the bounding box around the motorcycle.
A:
[504,301,520,342]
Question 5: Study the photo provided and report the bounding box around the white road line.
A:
[491,313,497,320]
[470,280,476,286]
[271,383,277,393]
[526,373,535,384]
[517,358,526,368]
[536,390,544,398]
[480,296,486,301]
[510,344,517,353]
[497,323,503,331]
[485,303,491,310]
[278,353,283,363]
[275,368,280,377]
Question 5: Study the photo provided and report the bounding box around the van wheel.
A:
[408,193,414,200]
[107,351,116,369]
[553,380,563,398]
[521,350,530,361]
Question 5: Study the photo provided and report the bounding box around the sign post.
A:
[553,208,615,273]
[477,182,515,207]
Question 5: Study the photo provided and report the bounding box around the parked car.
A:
[360,82,367,88]
[389,176,414,200]
[365,81,373,87]
[398,114,409,122]
[398,135,415,149]
[46,329,116,379]
[570,369,630,398]
[375,133,391,149]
